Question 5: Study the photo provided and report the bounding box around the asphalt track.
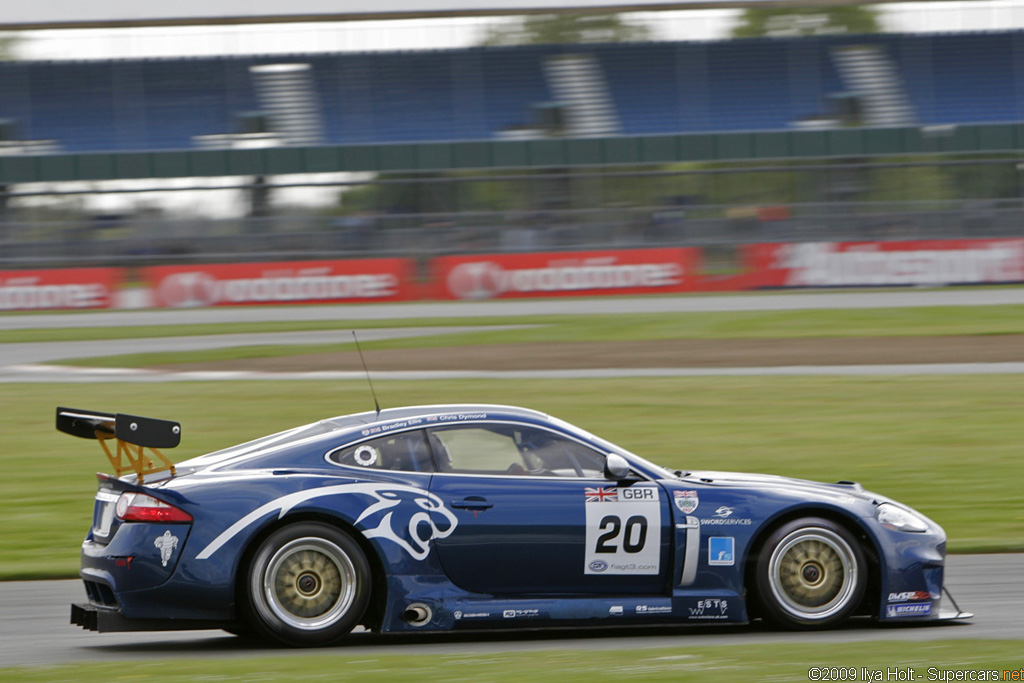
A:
[2,289,1022,666]
[0,555,1016,667]
[3,287,1024,331]
[3,288,1024,381]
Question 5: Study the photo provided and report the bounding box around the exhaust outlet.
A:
[402,603,432,626]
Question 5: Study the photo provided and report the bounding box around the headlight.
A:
[876,503,929,533]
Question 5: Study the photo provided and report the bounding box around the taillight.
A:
[115,493,192,523]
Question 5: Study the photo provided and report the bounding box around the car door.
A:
[426,421,671,595]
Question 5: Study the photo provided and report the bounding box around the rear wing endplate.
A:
[56,407,180,483]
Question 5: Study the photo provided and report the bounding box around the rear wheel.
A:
[243,522,371,646]
[755,517,866,629]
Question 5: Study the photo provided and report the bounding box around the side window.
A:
[329,430,435,473]
[428,424,607,478]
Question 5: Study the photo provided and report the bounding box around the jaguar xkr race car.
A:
[62,404,971,646]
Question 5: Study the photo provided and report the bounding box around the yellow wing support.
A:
[56,407,181,484]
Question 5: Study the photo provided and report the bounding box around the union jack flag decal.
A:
[585,486,618,502]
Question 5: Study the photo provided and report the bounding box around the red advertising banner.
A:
[0,268,119,311]
[432,249,701,300]
[143,259,417,307]
[747,239,1024,288]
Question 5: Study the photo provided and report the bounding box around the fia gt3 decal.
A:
[196,483,458,561]
[584,485,661,575]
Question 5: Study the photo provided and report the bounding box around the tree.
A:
[480,13,649,46]
[732,6,881,38]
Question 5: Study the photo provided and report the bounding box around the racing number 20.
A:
[595,515,648,553]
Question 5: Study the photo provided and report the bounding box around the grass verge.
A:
[2,375,1022,580]
[1,639,1020,682]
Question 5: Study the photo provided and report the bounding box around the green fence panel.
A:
[151,152,192,178]
[753,132,791,159]
[789,130,828,158]
[265,147,306,175]
[826,129,865,157]
[339,145,379,172]
[36,155,75,181]
[454,142,494,168]
[0,155,35,183]
[303,147,341,173]
[227,149,265,176]
[526,139,565,167]
[114,153,154,179]
[189,150,229,177]
[379,144,418,171]
[602,137,640,164]
[566,138,605,166]
[3,124,1024,183]
[676,134,716,162]
[716,133,755,160]
[415,143,454,171]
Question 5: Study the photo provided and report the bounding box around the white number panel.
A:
[583,485,661,575]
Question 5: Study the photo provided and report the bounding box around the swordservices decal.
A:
[196,483,458,561]
[584,485,661,575]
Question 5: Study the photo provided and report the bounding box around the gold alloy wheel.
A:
[260,537,358,631]
[767,527,859,621]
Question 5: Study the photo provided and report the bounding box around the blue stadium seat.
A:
[0,31,1022,152]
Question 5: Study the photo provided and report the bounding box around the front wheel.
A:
[243,522,371,646]
[755,517,866,629]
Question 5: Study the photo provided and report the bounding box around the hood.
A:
[677,469,881,505]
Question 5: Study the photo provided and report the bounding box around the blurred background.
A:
[2,0,1024,298]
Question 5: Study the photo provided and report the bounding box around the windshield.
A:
[546,415,679,480]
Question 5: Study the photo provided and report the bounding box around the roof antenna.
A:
[352,331,381,419]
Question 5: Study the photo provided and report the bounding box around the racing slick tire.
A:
[755,517,866,629]
[243,522,371,646]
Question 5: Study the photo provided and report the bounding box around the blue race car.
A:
[62,404,970,646]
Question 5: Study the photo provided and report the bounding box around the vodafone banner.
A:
[144,259,416,307]
[0,268,118,311]
[749,240,1024,288]
[434,249,700,300]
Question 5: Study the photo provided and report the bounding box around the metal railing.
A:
[2,200,1023,268]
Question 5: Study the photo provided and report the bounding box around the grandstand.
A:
[2,4,1024,271]
[3,31,1024,152]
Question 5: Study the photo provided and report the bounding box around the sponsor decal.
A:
[699,517,753,526]
[435,249,698,300]
[674,490,699,514]
[609,605,624,616]
[714,506,734,518]
[502,609,540,620]
[145,259,414,307]
[584,486,661,576]
[886,602,933,618]
[113,556,134,570]
[688,598,729,620]
[754,239,1024,288]
[197,483,458,561]
[154,531,179,567]
[708,537,735,566]
[888,591,931,602]
[635,604,673,615]
[353,445,379,467]
[454,611,490,620]
[0,268,117,311]
[585,486,618,503]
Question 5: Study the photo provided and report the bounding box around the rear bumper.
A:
[71,602,228,633]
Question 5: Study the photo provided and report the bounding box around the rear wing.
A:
[56,407,180,483]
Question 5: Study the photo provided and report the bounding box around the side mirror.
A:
[604,453,631,481]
